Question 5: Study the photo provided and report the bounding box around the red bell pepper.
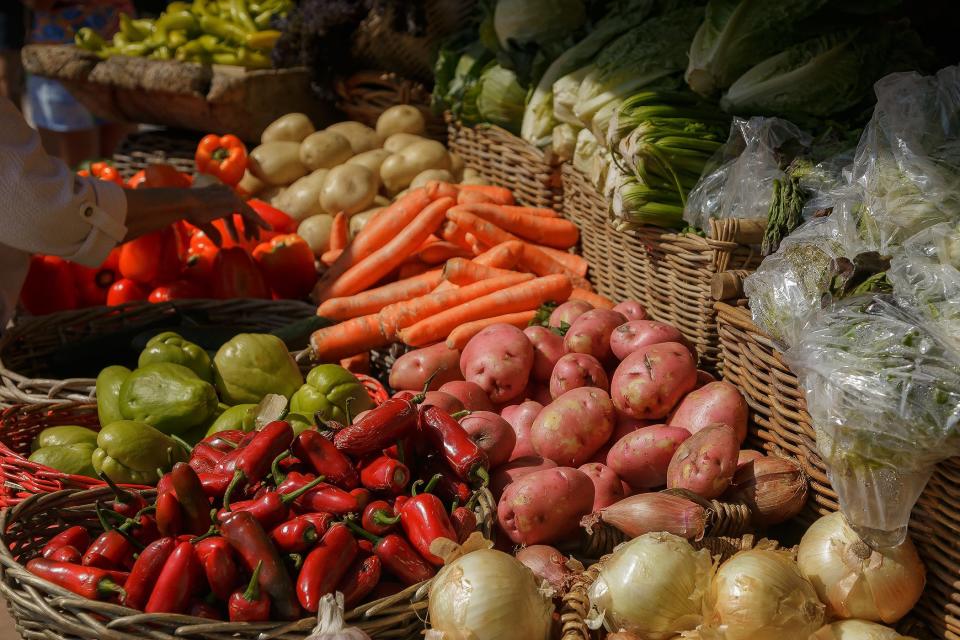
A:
[228,560,270,621]
[248,199,297,234]
[217,475,324,529]
[106,278,150,306]
[83,505,138,571]
[170,463,212,535]
[26,558,126,601]
[195,537,240,601]
[298,512,335,536]
[270,516,321,553]
[337,555,382,609]
[292,430,358,489]
[122,537,176,610]
[49,545,82,563]
[220,511,301,620]
[119,226,183,285]
[149,279,207,302]
[144,541,201,614]
[127,169,146,189]
[20,255,79,315]
[419,406,490,485]
[199,472,234,499]
[210,246,270,299]
[397,483,458,566]
[156,490,183,538]
[78,161,124,186]
[360,456,410,495]
[142,163,192,188]
[252,234,316,299]
[343,520,435,586]
[296,524,358,613]
[69,248,120,307]
[220,420,294,509]
[361,500,399,536]
[42,526,91,559]
[195,134,247,186]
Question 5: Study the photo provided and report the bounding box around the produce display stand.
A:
[713,276,960,639]
[336,71,446,141]
[562,165,764,371]
[21,44,335,142]
[112,128,201,179]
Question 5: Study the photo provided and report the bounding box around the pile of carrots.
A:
[310,182,612,361]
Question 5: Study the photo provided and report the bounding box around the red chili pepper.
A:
[343,520,435,586]
[142,163,192,188]
[20,255,79,315]
[422,456,472,505]
[97,473,147,520]
[219,511,301,621]
[370,581,404,600]
[293,431,358,489]
[451,506,477,544]
[127,169,146,188]
[198,472,234,499]
[420,405,490,485]
[42,526,91,558]
[361,500,400,536]
[128,514,160,546]
[82,528,136,571]
[79,161,124,185]
[227,561,270,622]
[156,491,183,538]
[337,555,382,609]
[218,475,324,529]
[49,545,82,563]
[357,538,374,554]
[220,420,294,509]
[190,600,222,620]
[170,463,212,535]
[360,456,410,495]
[123,537,176,610]
[195,134,247,186]
[252,234,316,299]
[149,279,207,303]
[26,558,126,601]
[397,484,458,567]
[145,541,201,614]
[194,537,240,601]
[69,248,120,307]
[351,488,371,511]
[184,231,220,282]
[247,199,297,234]
[296,524,358,613]
[270,516,320,553]
[107,277,150,306]
[203,430,245,450]
[119,226,183,285]
[280,473,361,516]
[298,512,335,535]
[189,443,224,474]
[333,389,430,457]
[210,246,270,299]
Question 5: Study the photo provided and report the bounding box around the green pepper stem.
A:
[97,472,136,505]
[288,553,303,570]
[414,368,444,403]
[423,473,442,495]
[396,440,406,465]
[190,525,219,544]
[472,467,490,488]
[98,578,127,598]
[280,475,325,504]
[170,434,193,454]
[450,410,471,420]
[222,470,245,512]
[271,451,291,485]
[343,517,381,543]
[344,397,354,426]
[243,561,262,602]
[372,510,400,526]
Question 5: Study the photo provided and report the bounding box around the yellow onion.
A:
[701,548,824,640]
[809,620,916,640]
[797,512,925,624]
[587,532,713,639]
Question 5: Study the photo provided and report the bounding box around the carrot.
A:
[418,241,472,265]
[379,272,534,340]
[456,203,579,248]
[570,287,616,310]
[330,212,348,252]
[445,310,537,350]
[464,233,485,255]
[440,222,476,254]
[398,261,433,280]
[340,352,370,375]
[432,280,458,293]
[536,246,588,277]
[443,258,517,285]
[501,205,559,218]
[310,314,389,362]
[457,184,515,205]
[314,188,432,298]
[317,269,443,320]
[458,189,498,205]
[426,181,460,201]
[473,241,523,269]
[320,248,343,266]
[325,197,454,298]
[398,274,573,347]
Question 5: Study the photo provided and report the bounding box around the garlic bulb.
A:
[797,512,925,624]
[305,593,371,640]
[701,548,824,640]
[588,532,713,640]
[809,620,916,640]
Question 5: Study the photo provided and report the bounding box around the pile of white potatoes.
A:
[239,105,487,258]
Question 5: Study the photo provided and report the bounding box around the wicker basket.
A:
[561,165,764,371]
[0,487,433,640]
[446,114,563,210]
[112,128,200,179]
[336,71,445,141]
[712,280,960,639]
[0,298,317,406]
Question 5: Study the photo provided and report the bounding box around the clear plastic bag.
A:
[683,117,811,231]
[785,295,960,548]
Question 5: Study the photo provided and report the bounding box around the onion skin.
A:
[809,619,914,640]
[583,492,707,540]
[515,545,572,594]
[736,449,765,468]
[607,633,645,640]
[726,456,807,526]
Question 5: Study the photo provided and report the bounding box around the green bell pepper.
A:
[287,412,315,436]
[205,403,258,436]
[29,444,97,478]
[138,331,214,382]
[92,420,188,485]
[213,334,303,405]
[120,363,218,435]
[96,365,131,427]
[31,425,98,452]
[290,364,374,425]
[199,15,248,44]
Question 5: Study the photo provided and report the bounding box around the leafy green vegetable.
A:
[474,64,527,134]
[493,0,586,51]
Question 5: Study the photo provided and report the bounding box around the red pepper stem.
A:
[243,561,263,602]
[413,369,444,404]
[414,473,442,496]
[450,410,471,420]
[288,553,303,570]
[100,579,126,597]
[97,471,137,505]
[170,434,193,454]
[472,467,490,488]
[343,518,381,544]
[280,474,325,504]
[222,470,246,511]
[271,451,290,484]
[371,511,400,527]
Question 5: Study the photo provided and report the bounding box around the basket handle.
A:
[711,270,750,301]
[708,218,766,245]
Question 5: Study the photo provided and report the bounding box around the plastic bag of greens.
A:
[683,117,810,232]
[785,294,960,548]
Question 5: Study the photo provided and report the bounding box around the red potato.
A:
[578,462,627,511]
[609,320,690,361]
[564,309,627,362]
[549,299,593,329]
[695,369,717,388]
[529,384,553,406]
[460,323,534,404]
[611,342,697,419]
[501,400,543,460]
[668,381,748,443]
[490,455,557,498]
[461,411,516,469]
[388,343,462,391]
[524,325,567,383]
[497,466,595,545]
[515,545,573,593]
[438,381,493,411]
[606,424,691,490]
[612,300,647,321]
[531,387,616,466]
[421,391,464,415]
[549,353,609,398]
[666,424,740,498]
[737,449,765,468]
[611,414,656,442]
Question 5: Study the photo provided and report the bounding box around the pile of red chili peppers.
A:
[26,390,490,622]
